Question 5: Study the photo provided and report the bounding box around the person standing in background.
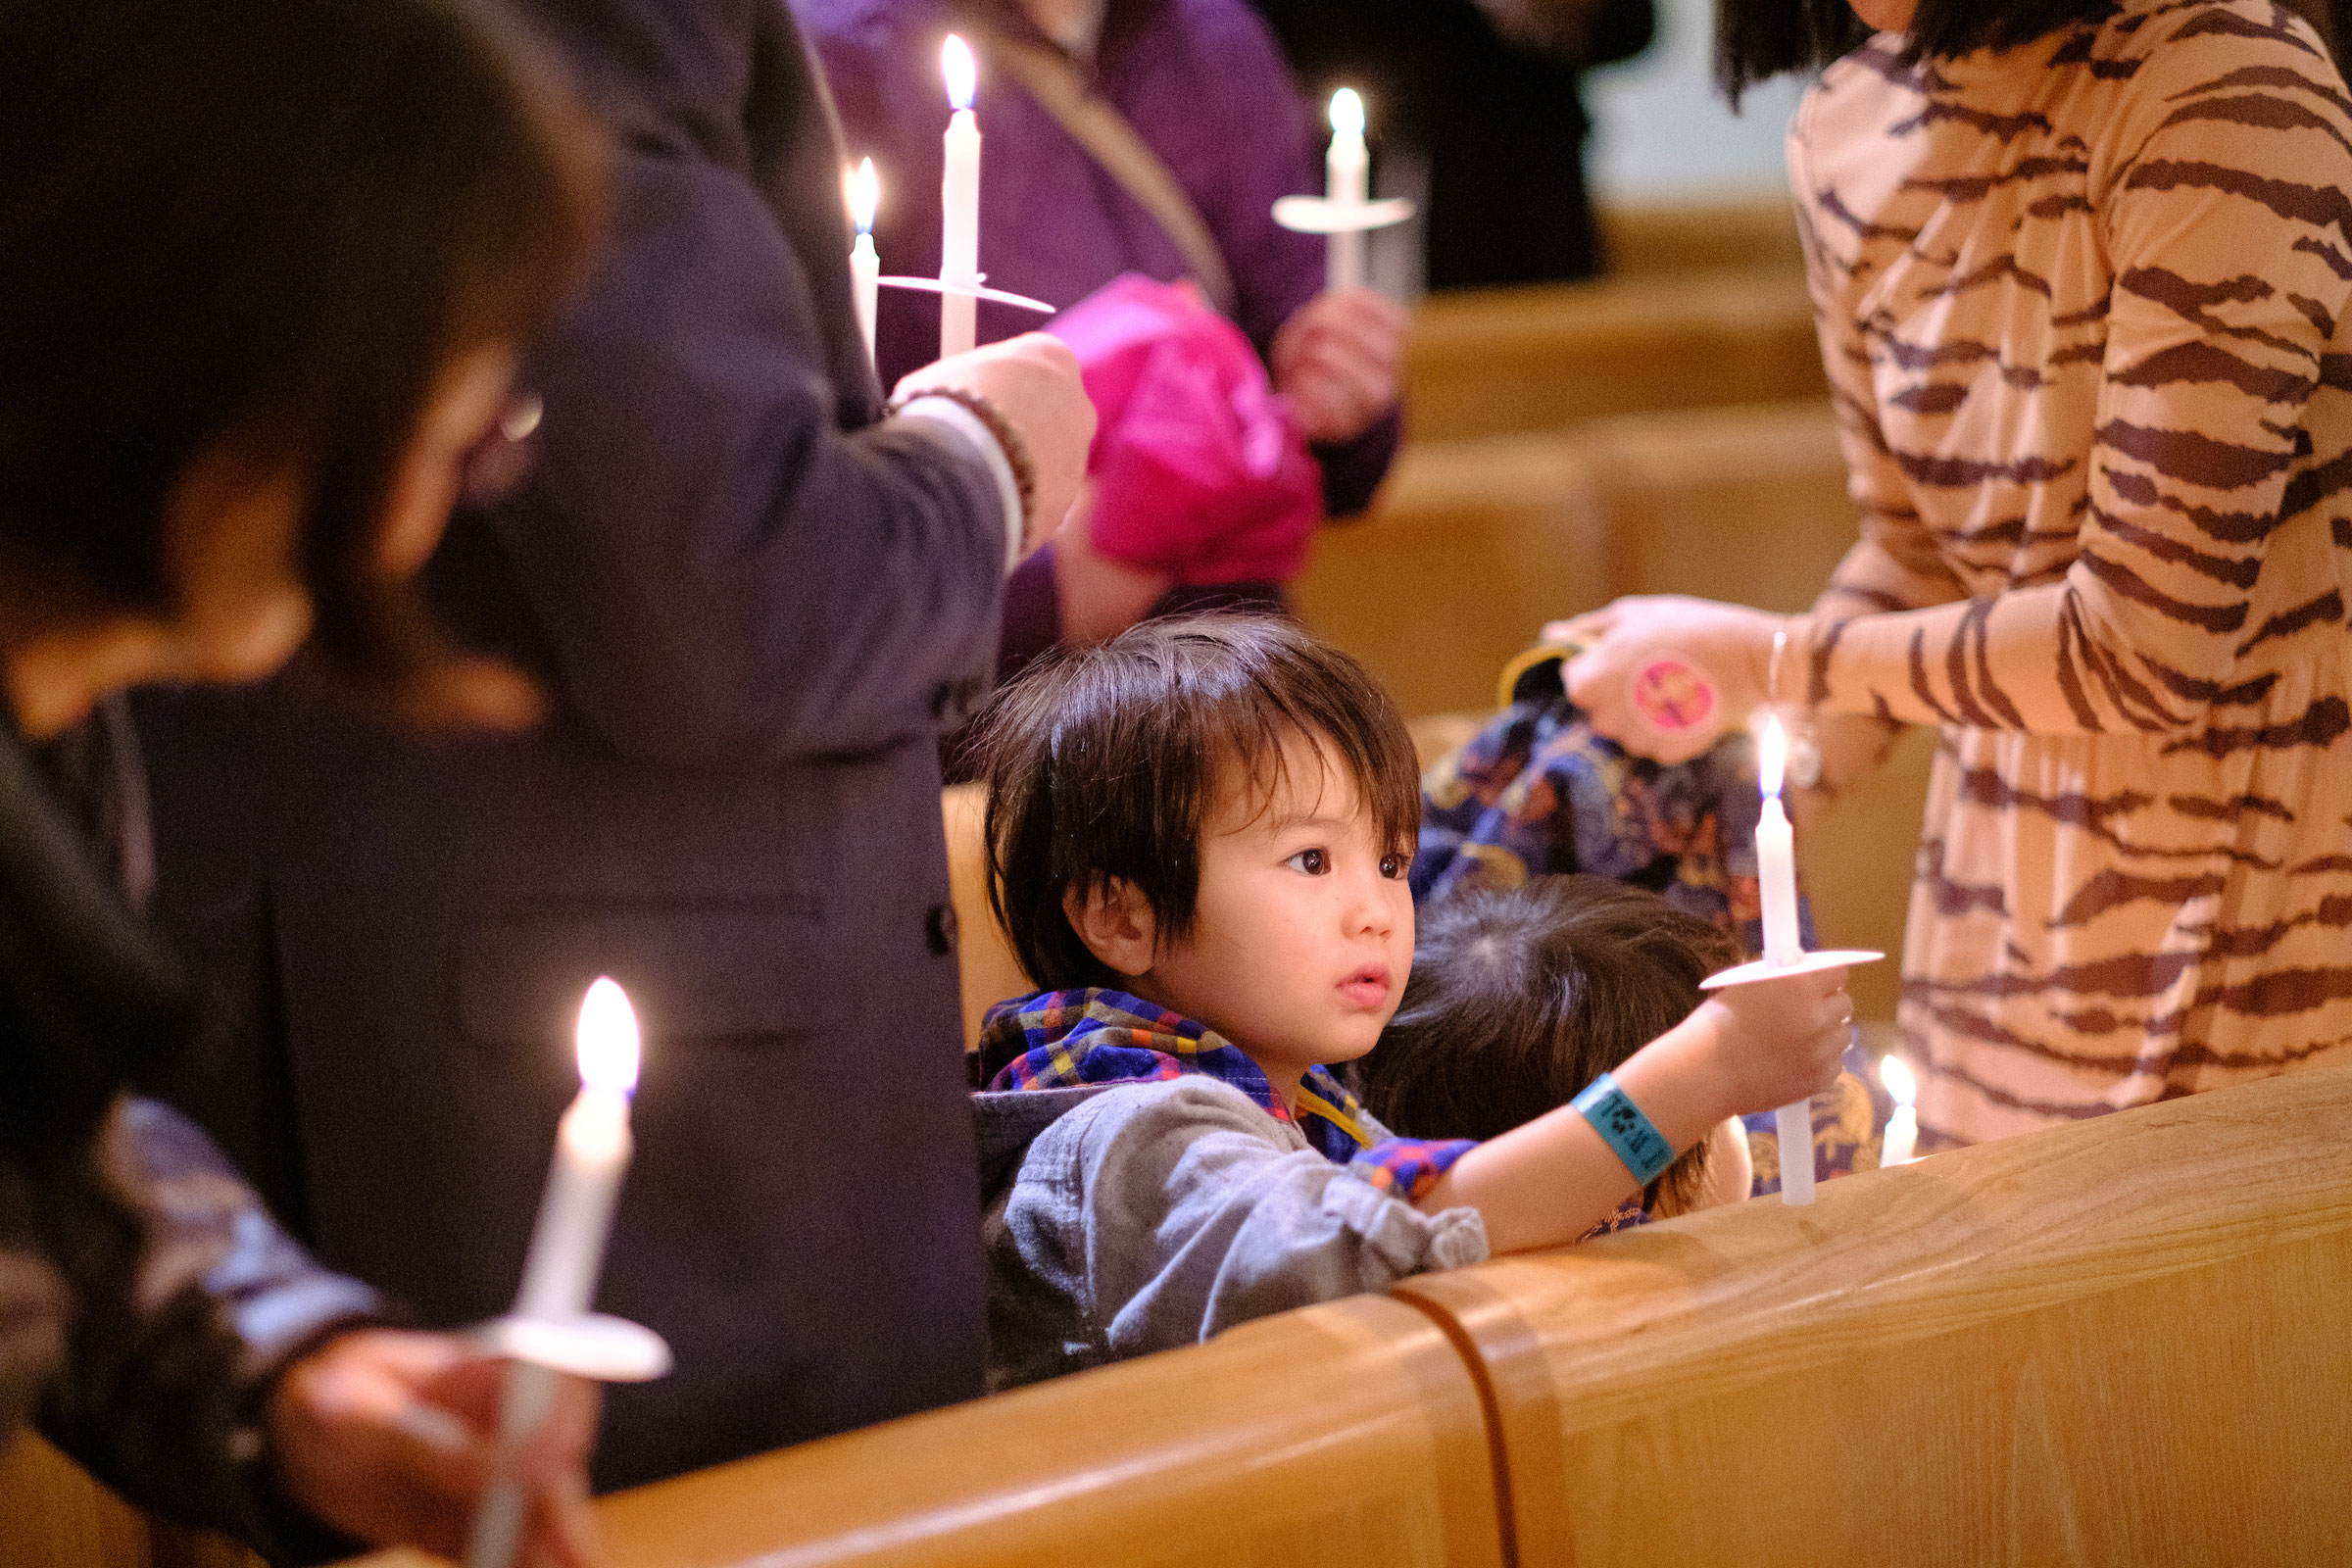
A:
[806,0,1406,677]
[1248,0,1655,290]
[137,0,1093,1494]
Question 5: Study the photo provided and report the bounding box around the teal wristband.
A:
[1572,1072,1675,1185]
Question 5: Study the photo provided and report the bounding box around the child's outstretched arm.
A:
[1418,966,1852,1253]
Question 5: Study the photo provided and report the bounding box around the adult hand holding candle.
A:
[939,35,981,359]
[466,978,641,1568]
[847,158,880,369]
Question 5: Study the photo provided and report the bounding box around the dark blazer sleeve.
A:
[486,140,1009,767]
[36,1100,381,1561]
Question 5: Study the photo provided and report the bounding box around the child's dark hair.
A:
[1360,876,1739,1213]
[980,614,1421,992]
[0,0,604,708]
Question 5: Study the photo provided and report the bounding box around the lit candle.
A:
[939,36,980,359]
[1325,87,1367,294]
[1755,715,1802,966]
[466,978,642,1568]
[847,158,880,369]
[1880,1054,1919,1167]
[1755,715,1817,1204]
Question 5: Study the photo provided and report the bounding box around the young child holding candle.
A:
[969,615,1851,1389]
[1357,876,1757,1228]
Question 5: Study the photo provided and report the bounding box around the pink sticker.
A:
[1629,658,1717,733]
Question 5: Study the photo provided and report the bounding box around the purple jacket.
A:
[803,0,1398,514]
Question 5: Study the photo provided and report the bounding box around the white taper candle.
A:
[940,36,980,359]
[1880,1053,1919,1167]
[847,159,880,370]
[1755,716,1817,1204]
[466,979,640,1568]
[1325,88,1367,293]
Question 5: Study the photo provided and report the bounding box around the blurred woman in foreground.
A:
[0,0,605,1556]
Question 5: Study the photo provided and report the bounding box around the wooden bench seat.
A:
[1403,271,1825,445]
[1392,1064,2352,1567]
[594,1294,1501,1568]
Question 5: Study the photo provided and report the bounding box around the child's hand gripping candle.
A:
[939,35,980,359]
[466,978,640,1568]
[1690,714,1883,1206]
[847,158,880,369]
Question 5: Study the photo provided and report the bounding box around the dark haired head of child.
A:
[980,614,1423,1095]
[1358,876,1740,1215]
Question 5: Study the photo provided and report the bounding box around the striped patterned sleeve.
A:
[1792,17,2352,734]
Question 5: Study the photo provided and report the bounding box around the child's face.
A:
[1143,729,1415,1092]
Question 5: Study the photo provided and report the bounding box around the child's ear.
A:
[1063,878,1158,978]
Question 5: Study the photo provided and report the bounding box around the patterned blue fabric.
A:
[1415,648,1891,1203]
[978,988,1475,1199]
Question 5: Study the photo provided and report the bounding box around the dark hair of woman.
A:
[0,0,605,714]
[979,613,1422,993]
[1714,0,2106,106]
[1359,875,1740,1214]
[1717,0,2349,108]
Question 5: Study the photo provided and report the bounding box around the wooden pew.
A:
[1594,197,1805,280]
[344,1294,1505,1568]
[587,1295,1502,1568]
[1392,1065,2352,1566]
[0,1432,261,1568]
[1298,400,1858,721]
[1403,272,1825,445]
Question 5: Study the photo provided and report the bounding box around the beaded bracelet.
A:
[889,385,1039,550]
[1571,1071,1676,1186]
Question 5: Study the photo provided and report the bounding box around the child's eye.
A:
[1286,848,1329,875]
[1380,853,1408,880]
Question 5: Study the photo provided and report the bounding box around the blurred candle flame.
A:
[576,977,640,1096]
[1880,1053,1918,1108]
[1329,86,1364,137]
[942,35,976,111]
[846,157,878,235]
[1758,712,1788,800]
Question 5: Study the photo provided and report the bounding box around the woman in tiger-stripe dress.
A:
[1560,0,2352,1149]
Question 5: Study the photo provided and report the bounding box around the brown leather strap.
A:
[969,26,1238,317]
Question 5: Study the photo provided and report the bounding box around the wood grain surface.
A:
[1403,272,1826,445]
[1393,1065,2352,1567]
[587,1292,1503,1568]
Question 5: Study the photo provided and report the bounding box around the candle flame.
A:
[1329,86,1364,137]
[942,34,976,111]
[1757,712,1788,800]
[846,157,878,235]
[1880,1052,1918,1108]
[576,977,640,1096]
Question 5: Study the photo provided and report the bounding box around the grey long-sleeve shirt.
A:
[975,1080,1489,1391]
